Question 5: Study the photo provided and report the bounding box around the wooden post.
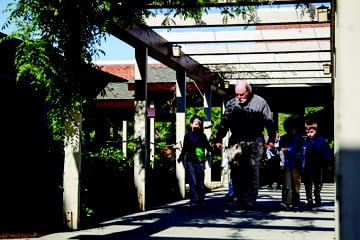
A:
[134,47,148,211]
[63,109,82,230]
[175,66,186,199]
[149,102,155,169]
[204,84,212,189]
[122,120,127,158]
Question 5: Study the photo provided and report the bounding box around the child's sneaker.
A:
[225,194,235,201]
[280,202,290,210]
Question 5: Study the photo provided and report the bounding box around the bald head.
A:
[235,81,252,103]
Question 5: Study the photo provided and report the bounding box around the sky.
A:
[1,1,331,63]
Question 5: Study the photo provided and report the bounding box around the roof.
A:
[148,7,332,87]
[97,82,134,100]
[101,2,334,113]
[97,64,200,102]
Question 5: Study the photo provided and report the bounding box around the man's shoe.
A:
[305,201,314,208]
[234,202,256,211]
[244,204,256,211]
[233,204,244,210]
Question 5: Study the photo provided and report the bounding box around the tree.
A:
[1,0,160,230]
[1,0,266,230]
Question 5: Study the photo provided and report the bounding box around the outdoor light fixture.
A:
[323,63,331,75]
[171,44,182,57]
[224,80,230,89]
[317,5,330,22]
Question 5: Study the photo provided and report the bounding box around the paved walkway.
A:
[37,183,335,240]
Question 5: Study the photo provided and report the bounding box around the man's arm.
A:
[263,103,276,143]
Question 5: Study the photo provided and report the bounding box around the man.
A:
[214,80,276,210]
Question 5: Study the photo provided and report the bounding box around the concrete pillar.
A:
[221,100,230,188]
[203,84,212,189]
[63,109,82,230]
[122,120,127,158]
[175,66,186,199]
[133,47,148,211]
[149,102,155,169]
[335,1,360,239]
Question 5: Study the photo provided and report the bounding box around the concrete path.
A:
[37,183,335,240]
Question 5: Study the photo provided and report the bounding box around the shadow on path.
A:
[41,183,335,240]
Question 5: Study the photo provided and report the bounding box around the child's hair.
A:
[305,119,318,130]
[283,117,299,132]
[189,115,203,128]
[190,114,200,122]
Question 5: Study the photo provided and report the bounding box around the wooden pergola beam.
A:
[108,24,227,95]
